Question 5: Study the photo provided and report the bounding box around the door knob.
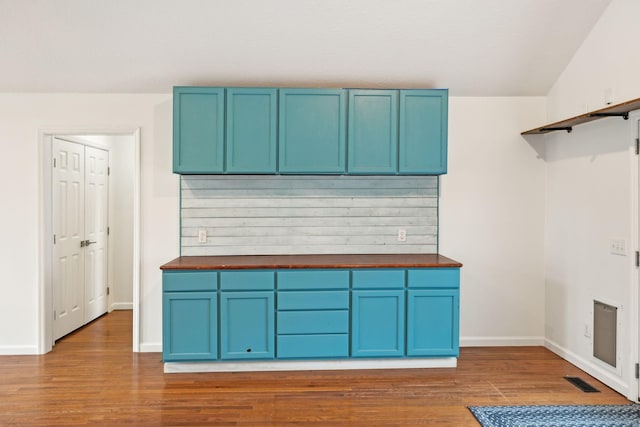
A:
[81,240,97,247]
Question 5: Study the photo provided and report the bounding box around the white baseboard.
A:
[0,345,40,355]
[544,338,631,399]
[460,336,545,347]
[110,303,133,310]
[165,357,458,373]
[139,342,162,353]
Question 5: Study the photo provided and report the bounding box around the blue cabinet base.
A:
[162,266,460,367]
[164,357,457,373]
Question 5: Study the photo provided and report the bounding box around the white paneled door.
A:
[84,146,109,323]
[52,138,109,341]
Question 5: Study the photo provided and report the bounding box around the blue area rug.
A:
[468,404,640,426]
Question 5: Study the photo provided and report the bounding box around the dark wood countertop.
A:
[160,254,462,270]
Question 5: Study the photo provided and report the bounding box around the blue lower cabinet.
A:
[162,266,461,364]
[407,289,459,356]
[162,291,217,361]
[220,291,275,359]
[351,290,405,357]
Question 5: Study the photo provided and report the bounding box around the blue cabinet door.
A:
[162,291,217,361]
[351,290,405,357]
[173,87,225,173]
[226,88,278,173]
[348,90,398,174]
[407,289,459,356]
[220,291,275,359]
[399,89,448,175]
[279,89,347,173]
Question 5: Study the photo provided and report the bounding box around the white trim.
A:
[139,342,162,353]
[38,128,141,355]
[132,128,141,353]
[460,336,545,347]
[0,346,40,356]
[545,338,630,398]
[110,303,133,310]
[54,135,110,151]
[631,110,640,401]
[164,357,458,373]
[37,134,53,354]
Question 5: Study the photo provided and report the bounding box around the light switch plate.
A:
[609,239,626,256]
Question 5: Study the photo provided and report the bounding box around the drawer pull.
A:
[246,348,252,353]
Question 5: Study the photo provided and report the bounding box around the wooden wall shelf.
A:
[521,97,640,135]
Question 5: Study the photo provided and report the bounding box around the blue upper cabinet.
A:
[348,90,398,174]
[173,87,225,174]
[226,88,278,173]
[279,88,347,173]
[399,89,448,175]
[172,86,448,175]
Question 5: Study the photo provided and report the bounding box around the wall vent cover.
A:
[593,300,617,368]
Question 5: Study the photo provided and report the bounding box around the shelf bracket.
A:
[589,112,629,120]
[540,126,573,133]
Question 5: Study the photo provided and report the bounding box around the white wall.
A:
[108,134,136,309]
[547,0,640,120]
[0,93,179,354]
[441,97,547,345]
[0,92,547,355]
[543,0,640,399]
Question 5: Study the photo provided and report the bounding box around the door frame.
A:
[39,128,141,353]
[633,112,640,401]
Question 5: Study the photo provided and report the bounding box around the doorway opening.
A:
[40,129,140,353]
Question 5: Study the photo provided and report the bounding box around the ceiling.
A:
[0,0,611,96]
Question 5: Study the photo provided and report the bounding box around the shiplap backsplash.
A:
[180,175,438,256]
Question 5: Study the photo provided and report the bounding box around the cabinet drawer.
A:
[278,291,349,310]
[277,310,348,334]
[277,270,349,290]
[163,271,217,292]
[352,269,405,289]
[277,334,349,359]
[220,271,275,290]
[407,268,459,288]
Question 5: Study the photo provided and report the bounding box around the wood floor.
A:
[0,311,629,426]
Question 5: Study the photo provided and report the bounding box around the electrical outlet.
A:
[397,228,407,242]
[198,229,207,243]
[604,88,614,105]
[609,239,626,256]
